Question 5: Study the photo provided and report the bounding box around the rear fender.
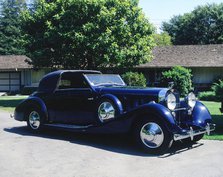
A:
[16,96,48,121]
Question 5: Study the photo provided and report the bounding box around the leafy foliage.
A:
[122,72,146,87]
[199,78,223,101]
[162,3,223,45]
[198,91,217,101]
[0,0,26,55]
[152,32,172,46]
[22,0,155,69]
[130,0,139,6]
[212,80,223,100]
[161,66,193,96]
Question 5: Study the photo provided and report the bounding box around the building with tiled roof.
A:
[0,55,48,92]
[137,44,223,90]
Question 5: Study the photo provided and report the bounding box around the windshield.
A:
[84,74,126,87]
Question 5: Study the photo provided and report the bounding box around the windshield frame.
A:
[84,74,126,87]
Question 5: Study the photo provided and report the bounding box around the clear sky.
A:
[138,0,223,32]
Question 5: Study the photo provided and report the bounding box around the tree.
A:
[162,3,223,45]
[161,66,193,96]
[21,0,155,69]
[130,0,139,6]
[0,0,26,55]
[152,32,172,46]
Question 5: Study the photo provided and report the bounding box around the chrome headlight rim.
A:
[165,92,177,111]
[186,92,196,109]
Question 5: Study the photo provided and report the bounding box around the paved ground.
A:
[0,110,223,177]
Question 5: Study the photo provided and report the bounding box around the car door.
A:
[47,72,97,125]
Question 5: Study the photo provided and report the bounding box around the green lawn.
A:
[0,96,28,112]
[202,101,223,140]
[0,96,222,140]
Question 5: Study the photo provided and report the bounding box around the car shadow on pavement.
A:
[4,126,204,157]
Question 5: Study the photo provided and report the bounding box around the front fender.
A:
[90,102,181,134]
[130,102,181,132]
[15,96,48,121]
[192,101,212,127]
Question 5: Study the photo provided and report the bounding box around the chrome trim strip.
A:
[45,123,93,129]
[173,108,187,111]
[173,123,215,141]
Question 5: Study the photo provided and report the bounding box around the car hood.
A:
[95,86,169,97]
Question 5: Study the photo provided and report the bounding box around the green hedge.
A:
[122,72,146,87]
[197,91,218,101]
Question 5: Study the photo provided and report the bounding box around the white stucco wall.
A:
[191,67,223,84]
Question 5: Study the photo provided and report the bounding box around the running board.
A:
[44,123,93,129]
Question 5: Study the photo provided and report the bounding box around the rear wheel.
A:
[134,117,173,154]
[26,108,43,131]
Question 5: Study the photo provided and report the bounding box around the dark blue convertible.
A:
[14,70,215,154]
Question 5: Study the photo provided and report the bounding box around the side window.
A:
[58,79,72,89]
[58,73,89,89]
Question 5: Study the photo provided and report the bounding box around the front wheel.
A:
[26,108,43,131]
[134,118,173,154]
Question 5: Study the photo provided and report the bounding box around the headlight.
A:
[187,92,196,109]
[166,93,177,111]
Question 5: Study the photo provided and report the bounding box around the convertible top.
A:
[38,70,101,92]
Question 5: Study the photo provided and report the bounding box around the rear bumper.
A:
[173,123,215,141]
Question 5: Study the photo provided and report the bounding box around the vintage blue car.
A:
[14,70,215,154]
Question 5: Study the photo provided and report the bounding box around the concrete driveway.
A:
[0,110,223,177]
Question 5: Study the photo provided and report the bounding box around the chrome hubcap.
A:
[98,101,115,122]
[29,111,40,129]
[140,122,164,148]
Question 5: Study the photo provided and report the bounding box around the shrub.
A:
[213,76,223,85]
[212,80,223,101]
[161,66,193,96]
[122,72,146,87]
[198,91,217,101]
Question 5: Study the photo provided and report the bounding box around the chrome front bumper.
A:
[173,123,215,141]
